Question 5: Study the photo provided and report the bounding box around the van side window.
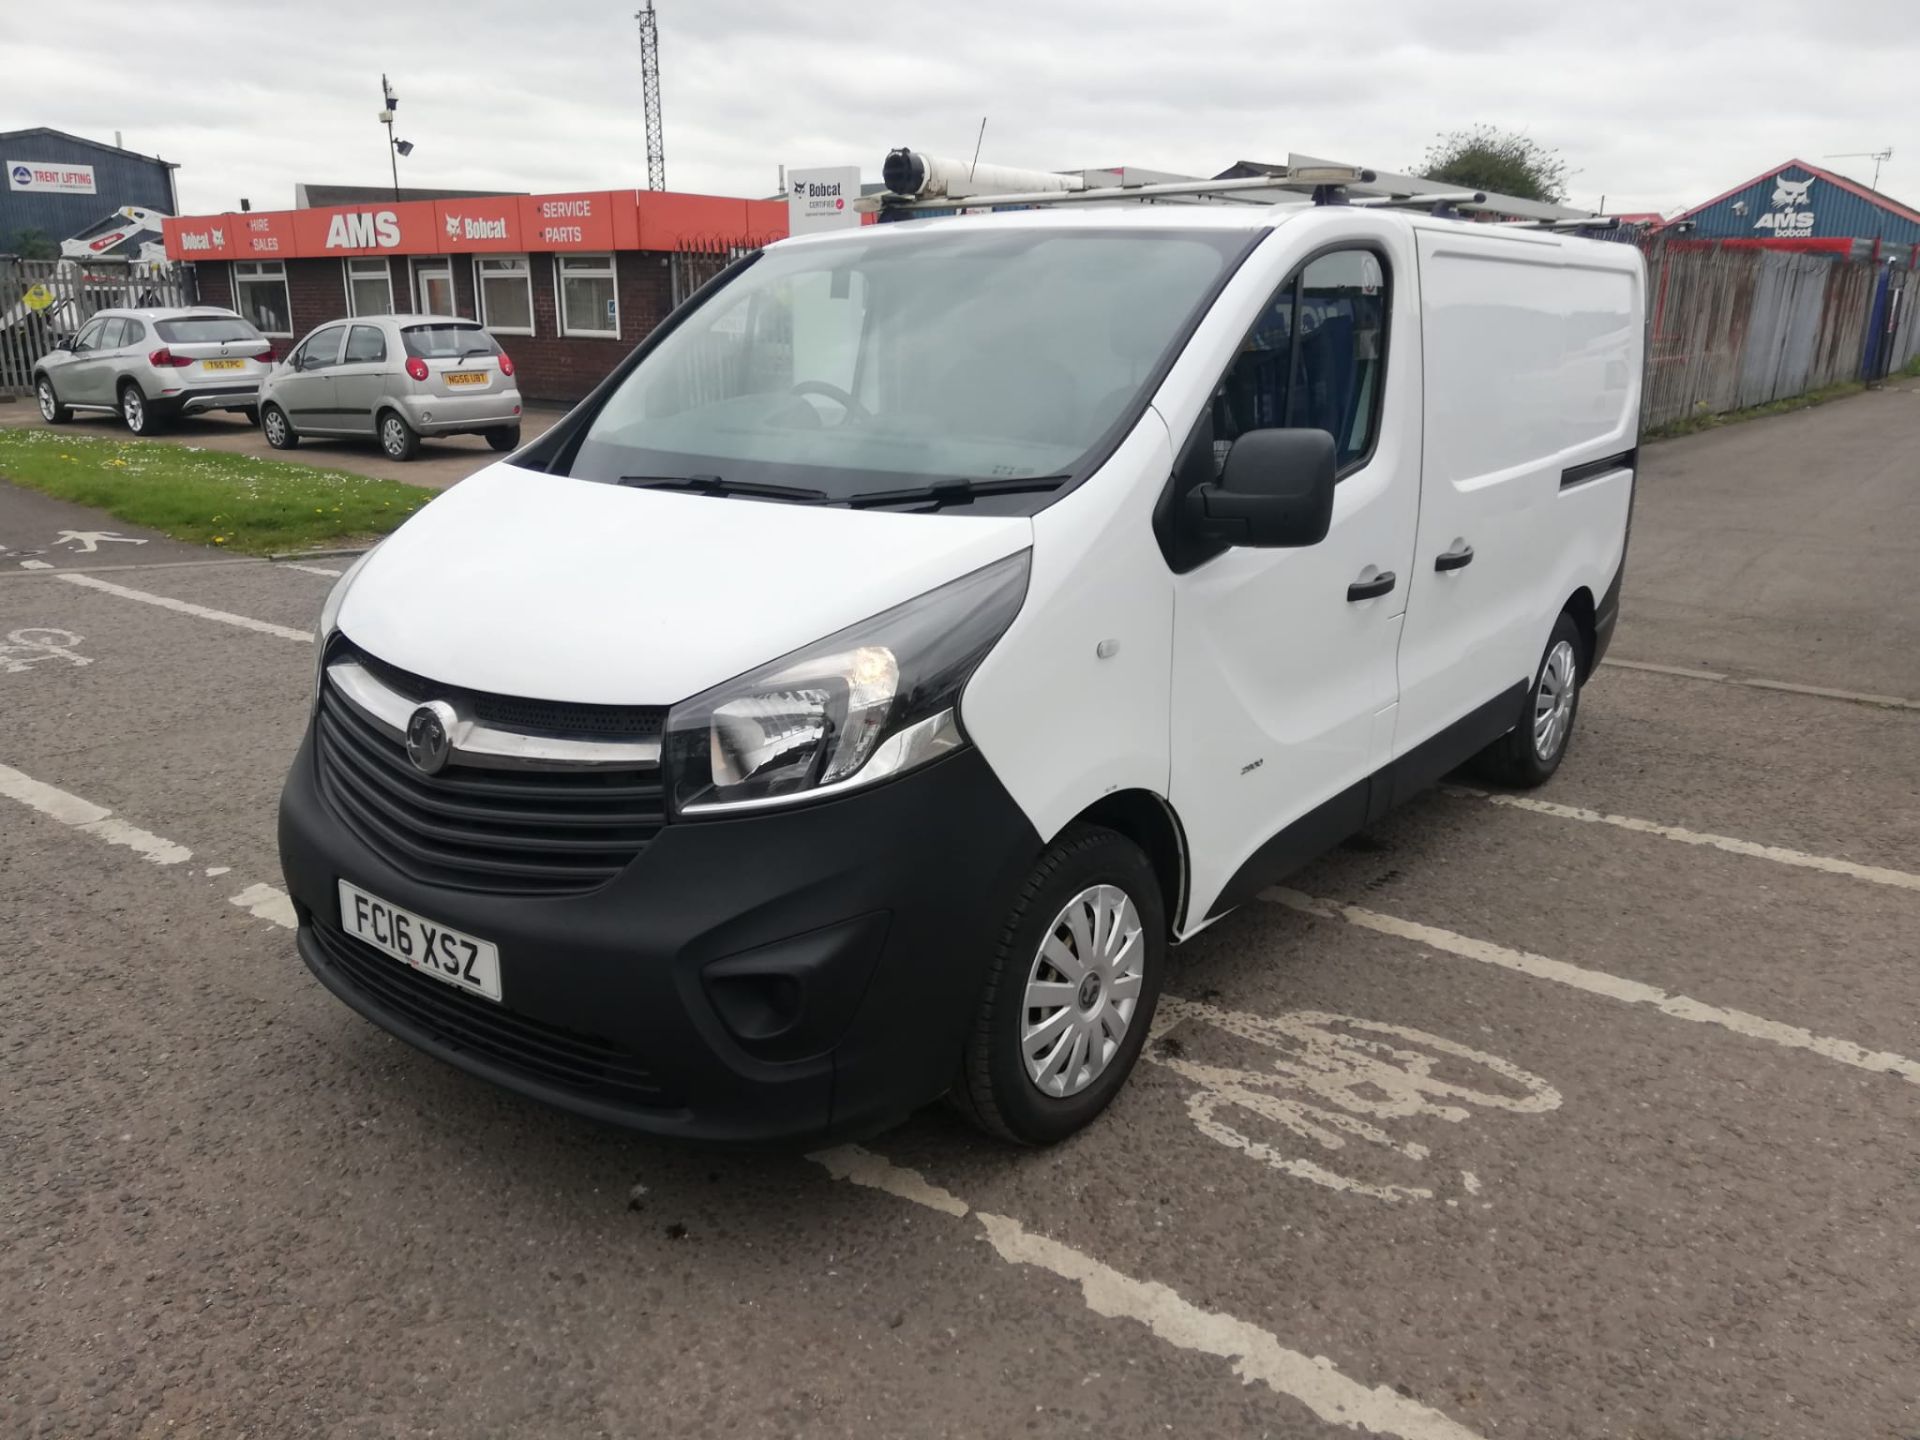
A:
[1209,248,1388,476]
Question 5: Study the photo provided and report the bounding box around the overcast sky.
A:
[3,0,1913,219]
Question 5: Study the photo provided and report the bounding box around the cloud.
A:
[2,0,1912,218]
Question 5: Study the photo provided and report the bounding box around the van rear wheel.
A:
[1471,610,1584,788]
[952,824,1165,1145]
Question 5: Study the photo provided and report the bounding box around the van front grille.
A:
[315,667,666,897]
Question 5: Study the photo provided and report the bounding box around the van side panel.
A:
[1394,229,1644,761]
[959,414,1176,853]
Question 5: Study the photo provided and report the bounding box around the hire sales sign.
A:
[8,159,97,195]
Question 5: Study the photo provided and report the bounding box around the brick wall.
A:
[193,262,232,310]
[288,258,347,339]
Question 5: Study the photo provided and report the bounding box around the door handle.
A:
[1434,544,1475,572]
[1346,570,1396,602]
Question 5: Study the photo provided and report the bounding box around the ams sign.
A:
[324,210,402,249]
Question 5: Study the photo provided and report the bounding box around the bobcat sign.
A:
[1755,175,1815,234]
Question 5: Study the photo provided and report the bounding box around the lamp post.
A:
[378,74,412,201]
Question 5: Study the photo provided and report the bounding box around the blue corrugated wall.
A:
[0,129,175,251]
[1686,164,1920,247]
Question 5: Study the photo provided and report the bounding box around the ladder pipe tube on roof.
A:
[882,150,1086,199]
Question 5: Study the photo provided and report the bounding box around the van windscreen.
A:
[404,324,500,359]
[566,227,1253,512]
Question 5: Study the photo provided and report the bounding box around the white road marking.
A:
[282,564,342,578]
[228,882,297,929]
[1144,998,1559,1204]
[0,627,90,672]
[0,762,191,866]
[1461,1171,1483,1196]
[810,1145,1483,1440]
[1602,657,1920,711]
[1601,658,1727,681]
[1443,785,1920,893]
[19,559,55,570]
[54,530,147,553]
[56,573,313,643]
[1268,889,1920,1088]
[204,865,232,878]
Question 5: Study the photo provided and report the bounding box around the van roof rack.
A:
[860,150,1604,228]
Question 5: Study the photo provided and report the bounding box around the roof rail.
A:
[860,150,1603,227]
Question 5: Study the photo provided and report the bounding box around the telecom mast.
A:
[636,3,666,191]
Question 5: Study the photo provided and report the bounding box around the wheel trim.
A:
[1021,884,1145,1099]
[1532,639,1578,760]
[382,417,406,454]
[123,390,143,428]
[264,410,286,444]
[37,382,55,419]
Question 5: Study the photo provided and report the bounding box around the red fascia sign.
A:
[164,189,788,262]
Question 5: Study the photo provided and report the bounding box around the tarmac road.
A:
[2,380,1917,1438]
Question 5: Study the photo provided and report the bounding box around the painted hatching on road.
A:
[1147,997,1562,1204]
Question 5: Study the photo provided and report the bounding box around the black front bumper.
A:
[279,732,1040,1145]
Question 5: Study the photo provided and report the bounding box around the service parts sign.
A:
[787,167,861,235]
[8,160,97,195]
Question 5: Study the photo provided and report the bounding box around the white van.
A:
[281,202,1644,1146]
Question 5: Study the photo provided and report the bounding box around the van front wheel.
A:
[952,824,1165,1145]
[1471,611,1584,788]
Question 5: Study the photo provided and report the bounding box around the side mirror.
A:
[1183,428,1336,548]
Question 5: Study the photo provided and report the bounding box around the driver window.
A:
[1208,248,1389,476]
[301,329,344,368]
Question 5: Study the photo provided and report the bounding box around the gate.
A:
[0,257,196,397]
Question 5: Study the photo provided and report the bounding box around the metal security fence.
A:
[1640,238,1914,430]
[0,257,194,397]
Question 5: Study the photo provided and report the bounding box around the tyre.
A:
[119,380,164,436]
[379,409,420,461]
[261,403,299,450]
[952,824,1165,1145]
[1470,610,1584,788]
[484,424,521,452]
[35,376,72,424]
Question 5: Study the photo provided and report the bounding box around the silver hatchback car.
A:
[34,307,274,435]
[258,315,524,461]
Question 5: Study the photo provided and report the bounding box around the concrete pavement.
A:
[2,384,1917,1438]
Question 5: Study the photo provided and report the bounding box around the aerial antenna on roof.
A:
[969,117,987,183]
[1824,148,1892,193]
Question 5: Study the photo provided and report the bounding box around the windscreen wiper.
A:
[617,474,830,503]
[843,476,1070,511]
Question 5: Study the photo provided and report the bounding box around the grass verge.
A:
[0,428,432,554]
[1643,380,1868,442]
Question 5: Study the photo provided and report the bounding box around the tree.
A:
[1418,126,1571,205]
[2,228,59,260]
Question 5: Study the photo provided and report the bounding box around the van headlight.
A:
[665,550,1030,815]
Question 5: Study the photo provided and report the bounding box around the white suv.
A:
[34,307,274,434]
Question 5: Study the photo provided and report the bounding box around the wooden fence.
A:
[1640,238,1908,430]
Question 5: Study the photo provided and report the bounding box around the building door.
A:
[413,261,455,318]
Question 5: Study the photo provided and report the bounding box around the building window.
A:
[234,260,291,337]
[413,260,455,318]
[557,254,618,338]
[345,257,394,317]
[477,255,533,335]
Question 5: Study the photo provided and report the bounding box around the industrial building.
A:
[2,127,178,254]
[1671,159,1920,260]
[161,188,786,403]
